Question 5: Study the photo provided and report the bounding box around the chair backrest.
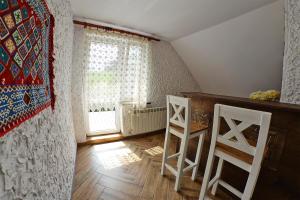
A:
[212,104,272,159]
[166,95,191,130]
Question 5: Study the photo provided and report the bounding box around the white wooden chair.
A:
[161,95,208,191]
[199,104,272,200]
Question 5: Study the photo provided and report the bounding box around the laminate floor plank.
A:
[99,175,142,197]
[73,133,230,200]
[72,171,103,200]
[100,187,139,200]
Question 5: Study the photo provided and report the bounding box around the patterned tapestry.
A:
[0,0,55,137]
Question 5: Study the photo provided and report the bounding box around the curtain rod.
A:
[73,20,160,41]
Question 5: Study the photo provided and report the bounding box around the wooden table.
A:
[181,92,300,197]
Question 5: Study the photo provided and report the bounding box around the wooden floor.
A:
[72,133,297,200]
[73,133,224,200]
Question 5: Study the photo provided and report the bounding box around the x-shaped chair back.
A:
[216,104,271,156]
[167,95,191,130]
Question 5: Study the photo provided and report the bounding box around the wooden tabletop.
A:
[181,92,300,113]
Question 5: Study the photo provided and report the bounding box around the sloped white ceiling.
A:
[70,0,278,41]
[171,0,284,97]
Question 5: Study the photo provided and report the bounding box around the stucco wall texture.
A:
[281,0,300,104]
[0,0,76,199]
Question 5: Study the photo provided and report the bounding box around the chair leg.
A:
[174,136,189,191]
[242,165,262,200]
[199,150,216,200]
[177,137,181,169]
[192,132,205,181]
[211,158,224,195]
[161,128,171,176]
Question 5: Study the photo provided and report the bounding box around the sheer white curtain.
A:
[81,28,151,131]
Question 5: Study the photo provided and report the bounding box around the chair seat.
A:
[216,142,254,164]
[170,122,208,135]
[216,138,269,166]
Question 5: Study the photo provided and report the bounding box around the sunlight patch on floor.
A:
[94,145,141,169]
[145,146,164,156]
[93,141,126,152]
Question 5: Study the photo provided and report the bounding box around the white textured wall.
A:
[0,0,76,199]
[71,33,199,142]
[148,41,199,106]
[72,26,87,143]
[281,0,300,104]
[172,0,285,98]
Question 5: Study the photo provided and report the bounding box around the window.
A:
[83,29,151,134]
[85,30,150,112]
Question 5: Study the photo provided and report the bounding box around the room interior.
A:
[0,0,299,199]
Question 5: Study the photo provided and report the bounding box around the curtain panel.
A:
[84,28,151,112]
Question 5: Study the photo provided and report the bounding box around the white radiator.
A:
[120,103,166,136]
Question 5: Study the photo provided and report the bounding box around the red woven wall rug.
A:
[0,0,55,137]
